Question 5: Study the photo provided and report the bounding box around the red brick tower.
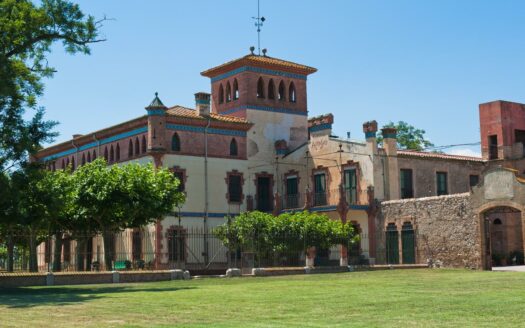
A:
[201,51,317,154]
[479,100,525,160]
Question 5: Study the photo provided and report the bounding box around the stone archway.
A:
[478,201,525,270]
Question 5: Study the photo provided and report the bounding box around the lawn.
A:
[0,269,524,327]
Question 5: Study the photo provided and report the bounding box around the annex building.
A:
[35,52,525,271]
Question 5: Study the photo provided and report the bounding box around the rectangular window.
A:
[286,176,299,208]
[314,173,327,206]
[436,172,448,196]
[173,171,185,192]
[63,239,71,262]
[489,135,498,160]
[132,230,142,261]
[228,175,242,203]
[400,169,414,199]
[469,174,479,188]
[344,168,358,204]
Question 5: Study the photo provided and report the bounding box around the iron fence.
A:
[0,229,367,274]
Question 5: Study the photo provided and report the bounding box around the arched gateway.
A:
[377,167,525,270]
[474,169,525,270]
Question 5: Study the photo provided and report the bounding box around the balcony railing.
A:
[280,188,369,210]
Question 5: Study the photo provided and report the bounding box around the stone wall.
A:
[376,193,482,269]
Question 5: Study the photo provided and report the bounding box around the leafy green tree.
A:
[377,121,434,151]
[10,163,68,272]
[0,0,106,170]
[215,211,359,267]
[72,159,185,270]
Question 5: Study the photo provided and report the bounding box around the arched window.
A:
[92,150,97,160]
[104,147,108,161]
[109,145,114,163]
[494,218,502,225]
[230,138,238,156]
[87,152,91,163]
[141,135,147,153]
[226,81,232,102]
[128,139,133,158]
[233,79,239,100]
[61,159,65,169]
[116,144,120,161]
[66,158,70,167]
[135,137,140,155]
[172,133,181,151]
[268,79,275,99]
[71,157,75,170]
[81,154,86,165]
[257,77,265,98]
[289,82,296,103]
[219,84,224,104]
[278,81,285,101]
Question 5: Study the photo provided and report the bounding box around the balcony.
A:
[281,188,369,210]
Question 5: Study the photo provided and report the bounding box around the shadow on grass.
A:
[0,285,196,308]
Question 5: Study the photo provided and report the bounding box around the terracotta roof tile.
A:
[397,150,485,162]
[167,105,250,124]
[201,54,317,77]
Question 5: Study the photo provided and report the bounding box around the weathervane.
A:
[252,0,266,55]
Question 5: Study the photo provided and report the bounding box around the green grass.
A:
[0,269,524,327]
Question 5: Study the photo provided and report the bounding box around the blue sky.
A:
[39,1,525,156]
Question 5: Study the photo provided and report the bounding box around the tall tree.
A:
[377,121,434,151]
[72,159,185,270]
[0,0,106,171]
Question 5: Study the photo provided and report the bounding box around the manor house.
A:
[35,52,525,271]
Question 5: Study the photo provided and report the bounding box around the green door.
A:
[386,223,399,264]
[401,222,415,264]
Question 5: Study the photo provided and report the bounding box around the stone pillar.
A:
[381,127,400,200]
[273,191,281,216]
[366,186,377,263]
[337,184,349,267]
[305,247,316,268]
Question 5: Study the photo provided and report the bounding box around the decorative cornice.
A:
[166,124,247,137]
[365,131,377,138]
[211,66,307,83]
[147,109,166,116]
[308,123,332,133]
[220,105,308,116]
[41,126,148,162]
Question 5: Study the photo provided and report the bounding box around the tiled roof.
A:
[397,150,485,162]
[167,105,250,124]
[201,54,317,77]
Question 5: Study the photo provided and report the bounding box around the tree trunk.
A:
[6,232,14,272]
[103,231,114,271]
[76,237,86,271]
[52,232,63,272]
[28,231,38,272]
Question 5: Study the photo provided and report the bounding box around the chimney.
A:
[380,127,399,200]
[381,127,397,156]
[362,120,378,154]
[195,92,211,116]
[308,113,334,138]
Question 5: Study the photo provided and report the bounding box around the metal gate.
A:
[386,223,399,264]
[401,222,415,264]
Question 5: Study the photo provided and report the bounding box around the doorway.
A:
[256,176,273,212]
[482,206,524,269]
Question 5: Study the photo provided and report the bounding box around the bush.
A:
[214,211,359,257]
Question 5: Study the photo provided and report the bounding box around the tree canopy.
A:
[215,211,358,265]
[0,0,106,171]
[377,121,434,151]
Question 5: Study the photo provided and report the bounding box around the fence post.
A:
[305,247,316,268]
[112,270,120,283]
[340,244,348,267]
[46,272,54,286]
